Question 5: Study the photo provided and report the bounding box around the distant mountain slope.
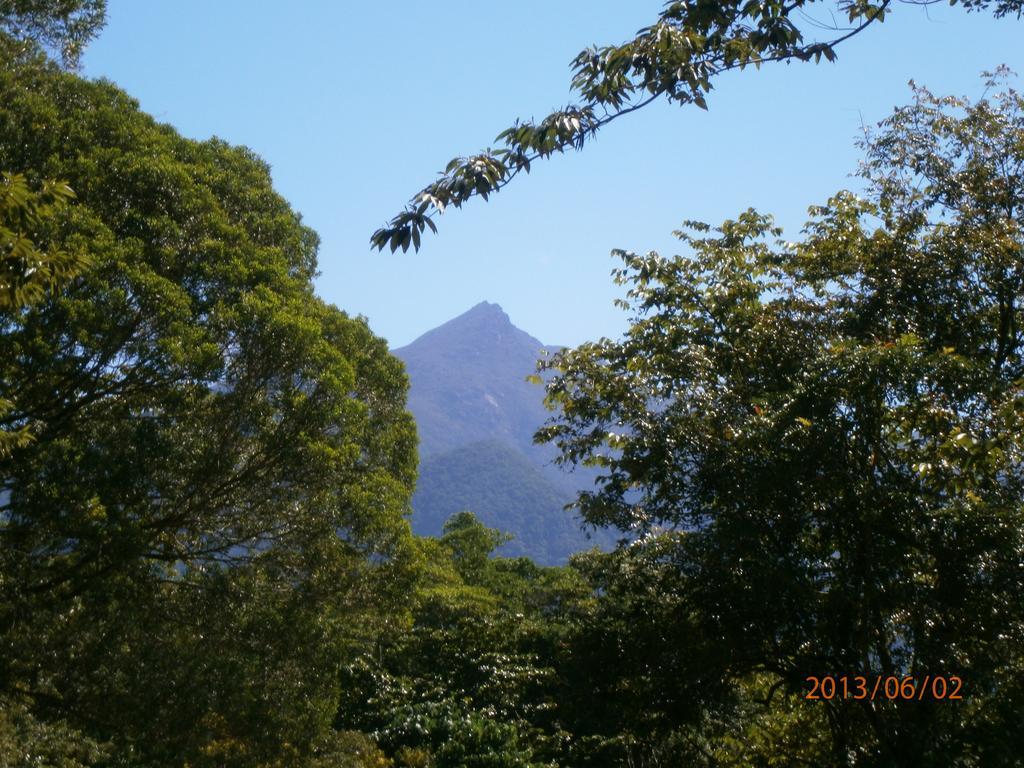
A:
[411,440,605,564]
[394,302,608,564]
[393,301,560,461]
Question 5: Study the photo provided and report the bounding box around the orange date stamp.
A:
[805,675,963,701]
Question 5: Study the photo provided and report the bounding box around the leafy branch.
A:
[372,0,901,252]
[372,0,1022,253]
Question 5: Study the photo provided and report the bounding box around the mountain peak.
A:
[393,302,556,458]
[397,301,533,356]
[459,301,512,326]
[468,300,504,313]
[392,304,609,564]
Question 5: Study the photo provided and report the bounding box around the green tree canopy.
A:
[0,0,105,67]
[0,172,82,311]
[0,36,417,765]
[372,0,1022,253]
[0,172,86,457]
[536,76,1024,765]
[338,512,595,768]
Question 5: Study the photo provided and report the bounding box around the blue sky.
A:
[82,1,1023,348]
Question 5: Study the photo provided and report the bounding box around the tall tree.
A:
[372,0,1022,253]
[0,35,417,765]
[536,76,1024,765]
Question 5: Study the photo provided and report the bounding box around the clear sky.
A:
[82,1,1023,348]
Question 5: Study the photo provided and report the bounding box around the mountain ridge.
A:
[394,302,609,563]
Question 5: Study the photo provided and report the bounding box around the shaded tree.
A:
[0,35,417,765]
[537,76,1024,765]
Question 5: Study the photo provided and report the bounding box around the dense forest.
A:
[3,1,1024,766]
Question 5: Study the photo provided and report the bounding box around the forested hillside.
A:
[411,440,609,563]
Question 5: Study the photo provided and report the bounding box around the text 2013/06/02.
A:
[805,675,963,701]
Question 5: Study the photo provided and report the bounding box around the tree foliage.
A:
[372,0,1022,253]
[0,0,106,67]
[0,172,87,458]
[0,172,82,310]
[537,75,1024,765]
[0,36,417,765]
[338,512,596,768]
[5,1,1024,763]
